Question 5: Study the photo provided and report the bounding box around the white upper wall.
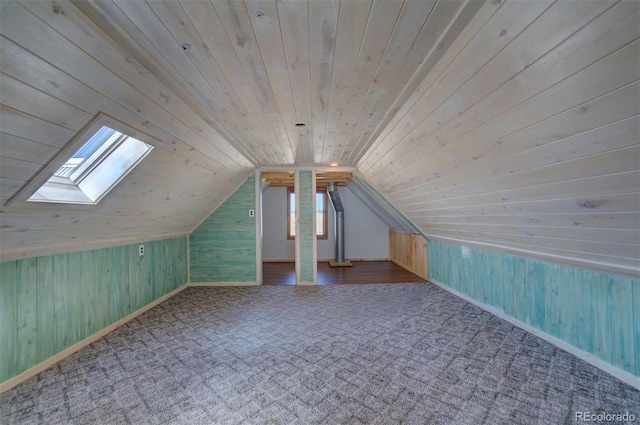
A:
[262,185,389,261]
[341,185,390,260]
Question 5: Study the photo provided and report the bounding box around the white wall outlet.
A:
[139,245,144,256]
[249,209,255,217]
[461,246,470,258]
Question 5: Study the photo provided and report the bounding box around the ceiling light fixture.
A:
[330,163,339,167]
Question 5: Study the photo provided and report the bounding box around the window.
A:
[287,188,328,240]
[27,115,155,205]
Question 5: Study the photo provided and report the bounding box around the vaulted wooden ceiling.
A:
[0,0,638,277]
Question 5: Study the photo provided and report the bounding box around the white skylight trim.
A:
[27,114,157,205]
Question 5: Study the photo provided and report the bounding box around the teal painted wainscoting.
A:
[0,236,188,383]
[189,175,256,283]
[428,239,639,379]
[298,171,315,283]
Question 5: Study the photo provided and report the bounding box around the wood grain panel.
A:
[189,176,257,283]
[428,235,640,279]
[36,256,55,363]
[109,247,127,321]
[358,2,638,277]
[428,239,639,378]
[321,0,371,164]
[609,277,635,373]
[544,264,560,339]
[0,261,17,382]
[0,72,91,131]
[357,0,504,169]
[400,171,639,212]
[153,0,284,165]
[378,46,639,191]
[18,0,251,169]
[634,277,640,377]
[359,0,552,173]
[144,1,264,161]
[0,133,59,164]
[346,0,488,165]
[362,1,630,179]
[556,264,576,347]
[426,221,638,246]
[415,212,640,230]
[407,193,640,218]
[277,0,313,163]
[386,97,640,197]
[0,236,187,384]
[426,226,638,259]
[389,229,412,273]
[412,235,427,280]
[308,0,339,164]
[66,252,84,346]
[0,105,74,149]
[588,275,612,363]
[392,145,639,205]
[328,0,405,163]
[245,0,299,162]
[0,177,22,204]
[16,258,37,374]
[52,254,70,354]
[574,269,594,355]
[337,0,439,161]
[0,157,41,182]
[80,250,97,337]
[297,171,315,283]
[388,230,427,280]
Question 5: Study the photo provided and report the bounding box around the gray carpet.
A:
[1,283,638,424]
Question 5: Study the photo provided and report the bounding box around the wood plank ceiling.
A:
[0,0,638,277]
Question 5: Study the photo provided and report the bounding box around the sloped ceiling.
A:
[0,0,638,277]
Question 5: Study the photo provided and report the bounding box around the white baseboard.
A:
[429,279,640,391]
[189,281,261,287]
[0,284,189,395]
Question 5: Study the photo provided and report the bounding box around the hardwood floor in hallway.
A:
[262,261,426,286]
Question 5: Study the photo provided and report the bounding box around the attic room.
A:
[0,0,638,423]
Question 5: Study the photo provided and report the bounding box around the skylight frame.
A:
[18,113,161,206]
[65,129,124,183]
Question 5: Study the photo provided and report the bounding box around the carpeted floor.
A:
[1,283,638,424]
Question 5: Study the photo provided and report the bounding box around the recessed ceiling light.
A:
[330,163,339,167]
[294,122,306,127]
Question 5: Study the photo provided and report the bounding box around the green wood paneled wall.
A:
[428,239,639,378]
[298,171,314,283]
[189,175,256,282]
[0,236,188,383]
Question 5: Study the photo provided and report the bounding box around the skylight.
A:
[28,117,154,205]
[53,126,119,179]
